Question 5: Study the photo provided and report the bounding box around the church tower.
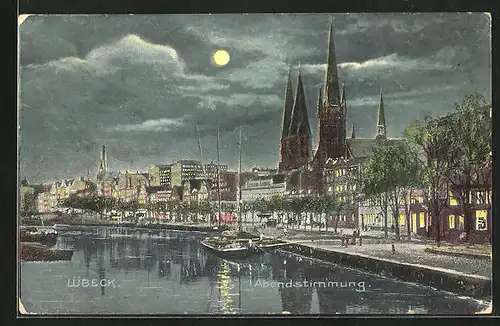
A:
[278,65,312,172]
[314,22,347,166]
[375,88,387,139]
[279,66,295,171]
[97,145,107,181]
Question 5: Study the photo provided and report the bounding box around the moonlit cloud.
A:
[18,14,491,183]
[108,117,188,132]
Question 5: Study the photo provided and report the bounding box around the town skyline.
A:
[19,13,491,183]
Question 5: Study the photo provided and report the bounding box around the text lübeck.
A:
[67,277,116,288]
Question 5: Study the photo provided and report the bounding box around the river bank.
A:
[249,228,491,299]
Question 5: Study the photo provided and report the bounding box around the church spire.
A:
[340,83,346,104]
[289,63,311,136]
[350,122,355,139]
[324,20,342,107]
[281,65,294,139]
[376,87,387,139]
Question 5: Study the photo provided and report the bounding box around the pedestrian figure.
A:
[341,235,345,246]
[391,224,395,233]
[359,237,362,246]
[392,243,396,254]
[351,235,356,245]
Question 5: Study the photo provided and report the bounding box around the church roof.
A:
[281,66,294,139]
[346,138,402,158]
[289,66,311,136]
[102,171,119,181]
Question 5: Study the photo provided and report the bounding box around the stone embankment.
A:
[250,227,491,299]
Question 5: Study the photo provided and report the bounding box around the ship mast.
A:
[216,123,222,227]
[237,126,243,232]
[195,124,211,227]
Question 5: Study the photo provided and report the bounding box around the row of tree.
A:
[59,193,348,231]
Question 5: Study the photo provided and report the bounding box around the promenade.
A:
[250,226,492,279]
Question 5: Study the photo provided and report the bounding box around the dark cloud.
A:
[18,13,491,183]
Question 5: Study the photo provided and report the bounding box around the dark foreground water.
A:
[20,226,488,315]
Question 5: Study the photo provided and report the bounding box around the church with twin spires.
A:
[278,22,389,176]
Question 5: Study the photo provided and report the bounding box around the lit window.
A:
[477,191,486,205]
[475,210,487,231]
[417,196,423,204]
[458,216,464,230]
[399,214,405,226]
[419,212,425,227]
[449,191,457,206]
[448,215,455,229]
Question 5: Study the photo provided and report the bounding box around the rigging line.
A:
[205,277,216,313]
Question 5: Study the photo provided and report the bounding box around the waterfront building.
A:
[98,172,119,198]
[117,171,148,202]
[171,160,203,187]
[203,161,228,180]
[251,167,277,176]
[241,174,286,202]
[68,177,95,197]
[148,164,172,187]
[32,184,51,213]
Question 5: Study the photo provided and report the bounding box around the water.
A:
[20,226,488,315]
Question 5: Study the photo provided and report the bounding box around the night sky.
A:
[18,13,491,183]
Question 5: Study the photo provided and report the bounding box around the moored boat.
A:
[53,224,70,231]
[200,234,283,259]
[200,238,263,259]
[20,243,74,261]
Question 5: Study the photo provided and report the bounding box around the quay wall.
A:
[279,242,491,299]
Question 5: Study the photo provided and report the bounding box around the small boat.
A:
[200,238,263,259]
[200,235,283,260]
[53,224,70,231]
[20,232,58,246]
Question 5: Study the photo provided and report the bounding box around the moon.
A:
[212,49,230,66]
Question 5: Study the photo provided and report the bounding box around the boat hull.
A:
[20,243,74,262]
[200,240,263,259]
[20,232,58,246]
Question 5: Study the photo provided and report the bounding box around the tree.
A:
[360,141,424,240]
[323,195,342,234]
[301,196,317,231]
[21,192,36,216]
[311,196,326,231]
[443,93,491,243]
[360,146,392,239]
[167,199,180,222]
[239,201,251,228]
[405,116,454,246]
[289,197,307,230]
[268,195,285,225]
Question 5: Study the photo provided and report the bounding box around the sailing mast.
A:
[237,126,243,232]
[216,124,222,227]
[195,124,211,227]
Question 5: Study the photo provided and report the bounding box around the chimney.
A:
[101,145,107,172]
